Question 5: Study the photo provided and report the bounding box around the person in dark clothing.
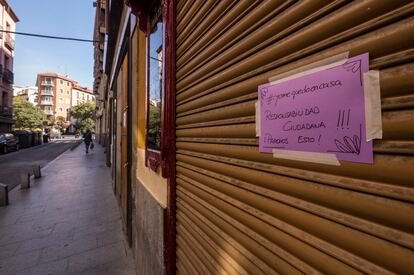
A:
[83,129,93,154]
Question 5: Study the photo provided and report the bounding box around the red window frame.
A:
[144,0,174,179]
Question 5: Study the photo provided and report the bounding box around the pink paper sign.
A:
[259,53,373,164]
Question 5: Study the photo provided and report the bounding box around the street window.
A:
[59,98,63,102]
[59,107,63,112]
[147,6,163,152]
[60,89,63,93]
[144,0,174,177]
[60,80,63,84]
[66,90,69,95]
[67,82,70,86]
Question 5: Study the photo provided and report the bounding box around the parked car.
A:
[0,133,19,154]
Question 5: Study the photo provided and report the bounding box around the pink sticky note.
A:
[259,53,373,164]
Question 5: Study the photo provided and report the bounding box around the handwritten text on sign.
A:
[259,53,373,164]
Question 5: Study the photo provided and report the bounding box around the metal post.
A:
[33,165,41,178]
[0,183,8,206]
[20,173,30,189]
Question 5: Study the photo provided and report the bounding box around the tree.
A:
[148,103,161,149]
[71,101,96,132]
[54,116,68,133]
[13,97,44,129]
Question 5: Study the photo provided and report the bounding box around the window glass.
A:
[148,15,163,151]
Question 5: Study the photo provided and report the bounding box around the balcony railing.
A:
[5,33,14,50]
[41,81,54,86]
[0,105,12,118]
[3,68,13,83]
[43,109,54,115]
[40,90,54,96]
[39,100,53,106]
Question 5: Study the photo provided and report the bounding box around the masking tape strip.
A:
[272,149,340,166]
[255,101,260,137]
[363,70,382,141]
[268,52,349,85]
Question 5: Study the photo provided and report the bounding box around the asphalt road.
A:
[0,139,80,190]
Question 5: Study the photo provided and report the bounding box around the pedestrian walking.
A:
[83,129,93,154]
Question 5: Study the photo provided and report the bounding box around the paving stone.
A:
[39,233,98,264]
[10,258,68,275]
[66,242,127,274]
[0,248,41,274]
[0,242,20,259]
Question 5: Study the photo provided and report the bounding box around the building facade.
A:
[0,0,18,134]
[13,85,38,105]
[35,72,94,122]
[96,1,414,274]
[72,83,95,107]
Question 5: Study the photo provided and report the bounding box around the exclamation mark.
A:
[337,110,341,129]
[346,109,350,129]
[318,134,322,145]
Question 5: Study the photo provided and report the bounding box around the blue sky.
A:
[8,0,95,88]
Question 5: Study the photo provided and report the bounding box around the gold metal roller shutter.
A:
[175,1,414,274]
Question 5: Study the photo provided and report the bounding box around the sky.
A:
[8,0,95,88]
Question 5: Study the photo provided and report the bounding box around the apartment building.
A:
[0,0,18,133]
[36,72,72,119]
[72,83,95,106]
[13,85,38,105]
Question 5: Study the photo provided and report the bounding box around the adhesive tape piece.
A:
[255,101,260,137]
[268,52,349,85]
[363,70,382,141]
[272,149,340,166]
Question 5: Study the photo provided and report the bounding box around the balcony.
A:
[40,90,54,96]
[0,105,12,118]
[3,68,13,83]
[39,100,53,106]
[41,81,54,86]
[43,109,54,115]
[5,33,14,50]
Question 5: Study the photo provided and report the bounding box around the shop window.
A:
[144,0,174,177]
[146,3,163,170]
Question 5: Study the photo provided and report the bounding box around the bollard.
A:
[33,165,41,179]
[0,183,8,206]
[20,173,30,189]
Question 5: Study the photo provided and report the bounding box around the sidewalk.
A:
[0,143,136,275]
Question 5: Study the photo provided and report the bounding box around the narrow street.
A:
[0,138,78,190]
[0,144,136,275]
